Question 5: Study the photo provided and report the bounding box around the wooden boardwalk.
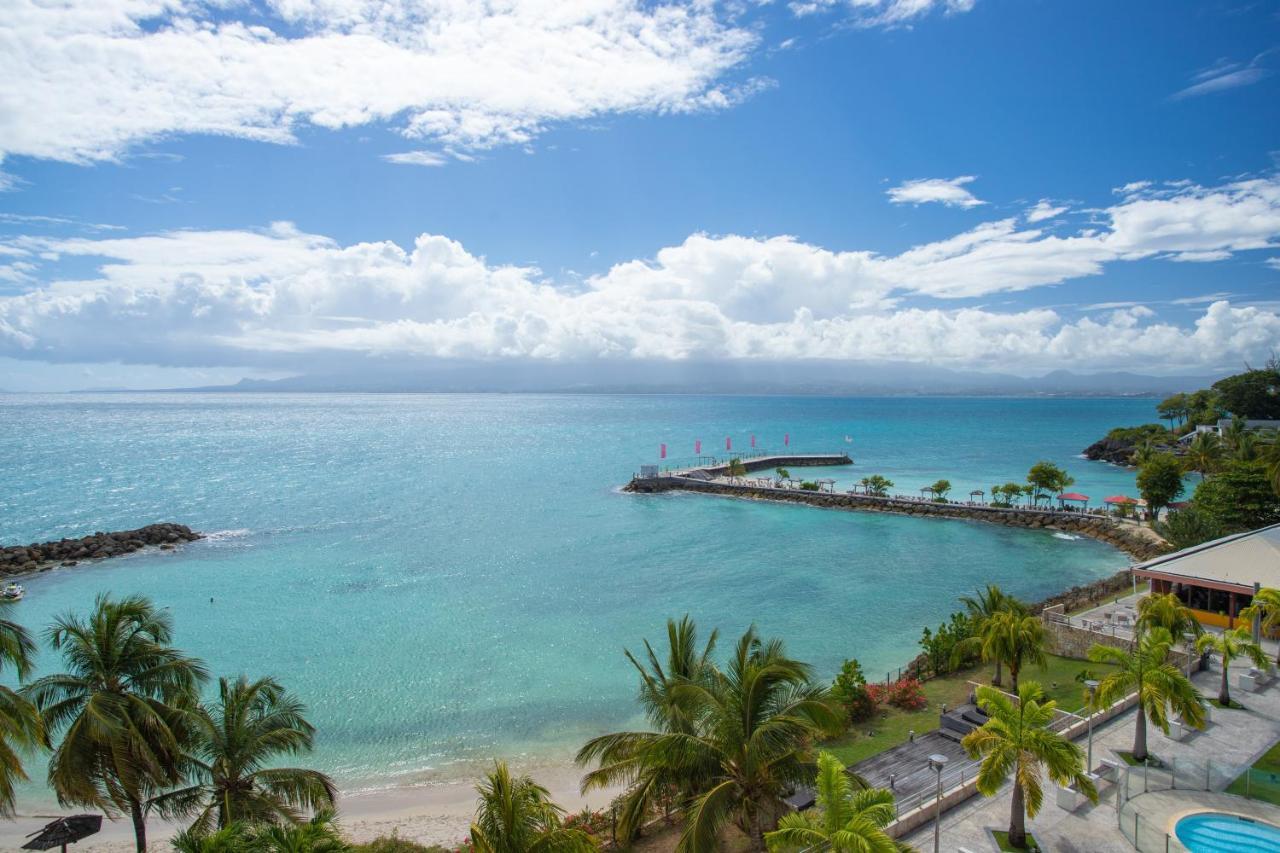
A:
[851,730,978,815]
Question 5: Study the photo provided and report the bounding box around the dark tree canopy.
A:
[1193,461,1280,532]
[1136,453,1185,513]
[1211,367,1280,419]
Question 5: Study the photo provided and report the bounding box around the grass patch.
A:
[1211,697,1247,709]
[1226,739,1280,806]
[1116,751,1164,767]
[992,829,1043,852]
[821,655,1111,767]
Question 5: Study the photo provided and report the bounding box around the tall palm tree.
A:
[963,682,1096,850]
[955,585,1024,687]
[150,675,336,834]
[582,616,717,840]
[22,594,209,853]
[763,751,900,853]
[984,611,1046,694]
[0,598,45,818]
[1184,432,1223,480]
[578,626,842,852]
[1240,587,1280,665]
[1135,593,1202,641]
[1232,432,1261,463]
[1089,628,1204,762]
[470,762,594,853]
[1197,626,1268,707]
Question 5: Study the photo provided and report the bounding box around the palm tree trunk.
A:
[1219,657,1231,707]
[1133,703,1148,762]
[1009,660,1020,694]
[746,807,765,852]
[129,797,147,853]
[1009,782,1027,849]
[992,657,1003,687]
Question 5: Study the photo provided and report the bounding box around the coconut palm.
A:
[983,611,1046,694]
[149,675,336,834]
[581,617,717,840]
[963,682,1096,850]
[1241,587,1280,665]
[956,585,1024,687]
[0,598,45,818]
[22,594,209,852]
[1089,628,1204,762]
[763,751,900,853]
[470,762,594,853]
[170,823,250,853]
[1197,626,1268,707]
[578,626,842,852]
[1136,593,1202,641]
[1184,432,1223,480]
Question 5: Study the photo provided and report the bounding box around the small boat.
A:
[2,583,23,602]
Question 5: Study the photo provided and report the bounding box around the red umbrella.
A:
[1103,495,1137,505]
[1058,492,1090,502]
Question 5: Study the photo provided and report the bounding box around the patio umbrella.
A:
[1103,495,1137,505]
[23,815,102,852]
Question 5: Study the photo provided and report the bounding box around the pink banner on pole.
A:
[726,436,732,451]
[784,433,790,446]
[695,439,701,454]
[660,443,667,459]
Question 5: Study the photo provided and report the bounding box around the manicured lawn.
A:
[1226,740,1280,805]
[822,655,1111,767]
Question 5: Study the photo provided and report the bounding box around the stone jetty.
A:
[0,523,202,575]
[626,462,1168,561]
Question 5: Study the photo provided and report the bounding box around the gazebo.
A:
[919,486,936,500]
[969,489,985,505]
[1057,491,1090,510]
[816,478,837,493]
[1104,494,1138,517]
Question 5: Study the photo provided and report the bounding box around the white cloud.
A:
[1025,200,1068,223]
[887,176,986,208]
[790,0,976,27]
[1265,257,1280,270]
[382,150,448,168]
[2,175,1279,372]
[0,0,761,168]
[1172,51,1275,100]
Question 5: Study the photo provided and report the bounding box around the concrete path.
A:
[900,660,1280,852]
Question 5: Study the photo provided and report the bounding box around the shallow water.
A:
[0,393,1150,801]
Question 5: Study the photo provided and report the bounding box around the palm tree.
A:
[1262,432,1280,498]
[1135,593,1202,641]
[22,594,209,853]
[578,626,842,852]
[1240,587,1280,665]
[1184,432,1223,480]
[247,809,348,853]
[956,585,1023,687]
[763,751,899,853]
[150,675,337,834]
[985,611,1046,694]
[1197,626,1268,707]
[470,762,594,853]
[1232,432,1261,463]
[170,823,250,853]
[0,598,45,818]
[1089,628,1204,762]
[963,682,1096,850]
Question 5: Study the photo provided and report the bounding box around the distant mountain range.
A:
[156,360,1228,397]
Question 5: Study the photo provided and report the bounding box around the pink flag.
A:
[660,443,667,459]
[695,439,701,454]
[751,435,756,448]
[784,433,790,447]
[726,436,732,451]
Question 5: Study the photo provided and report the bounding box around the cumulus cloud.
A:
[0,0,761,169]
[2,175,1279,372]
[382,151,449,167]
[1025,200,1068,223]
[887,176,986,208]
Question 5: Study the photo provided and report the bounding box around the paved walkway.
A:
[900,660,1280,852]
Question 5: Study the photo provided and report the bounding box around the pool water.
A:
[1175,812,1280,853]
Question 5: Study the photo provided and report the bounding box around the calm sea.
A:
[0,393,1151,800]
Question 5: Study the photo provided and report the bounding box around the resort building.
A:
[1131,522,1280,633]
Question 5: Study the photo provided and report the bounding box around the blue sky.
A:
[1,0,1278,390]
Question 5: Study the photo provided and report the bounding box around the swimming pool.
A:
[1175,812,1280,852]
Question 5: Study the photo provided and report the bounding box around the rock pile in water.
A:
[0,523,202,575]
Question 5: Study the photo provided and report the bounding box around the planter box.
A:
[1056,784,1084,811]
[1239,672,1261,692]
[1165,720,1188,741]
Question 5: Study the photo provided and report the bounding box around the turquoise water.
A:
[1175,812,1280,852]
[0,393,1151,801]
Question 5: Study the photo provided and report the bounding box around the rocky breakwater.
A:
[0,523,202,575]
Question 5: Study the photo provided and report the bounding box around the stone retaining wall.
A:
[626,477,1169,561]
[0,523,202,575]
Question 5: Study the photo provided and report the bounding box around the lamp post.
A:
[1084,679,1099,775]
[928,753,948,853]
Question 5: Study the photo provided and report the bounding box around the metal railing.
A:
[1117,757,1273,851]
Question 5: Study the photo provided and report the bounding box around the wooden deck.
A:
[851,730,978,814]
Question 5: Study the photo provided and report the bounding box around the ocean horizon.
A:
[0,392,1150,806]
